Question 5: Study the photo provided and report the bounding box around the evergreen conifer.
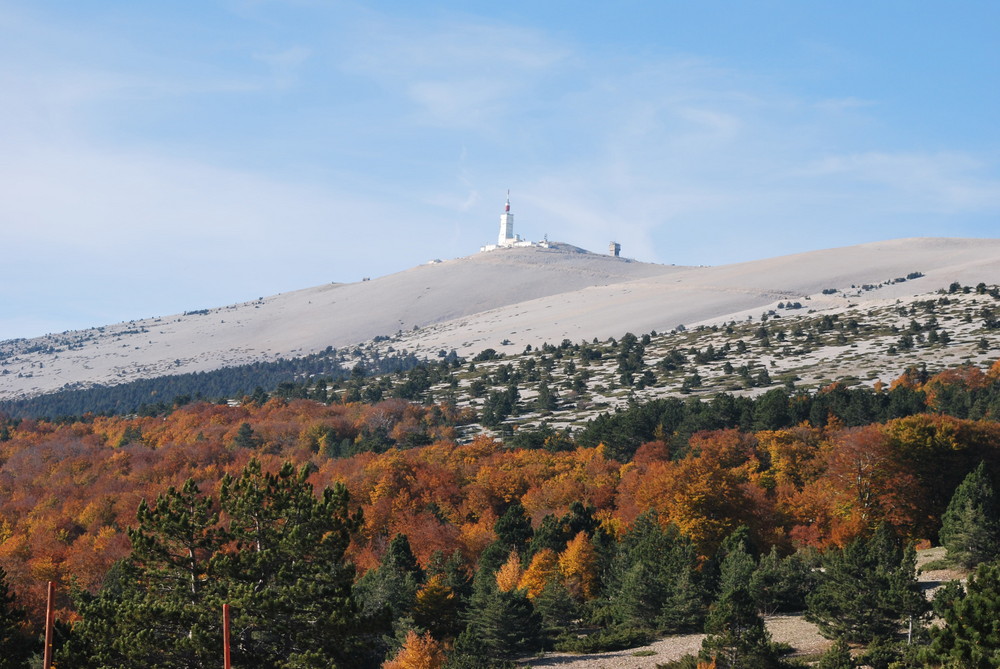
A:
[928,560,1000,666]
[816,639,855,669]
[939,462,1000,567]
[63,460,369,669]
[700,539,780,669]
[0,567,35,669]
[806,524,924,643]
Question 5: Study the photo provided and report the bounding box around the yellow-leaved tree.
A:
[382,629,446,669]
[558,531,598,600]
[495,549,524,592]
[518,548,560,598]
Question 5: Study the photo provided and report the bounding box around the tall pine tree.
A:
[64,460,369,669]
[216,460,367,668]
[939,462,1000,568]
[64,479,225,668]
[928,560,1000,666]
[806,524,924,644]
[453,564,544,663]
[700,538,780,669]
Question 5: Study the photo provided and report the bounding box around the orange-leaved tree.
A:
[559,531,598,600]
[382,629,446,669]
[518,548,561,599]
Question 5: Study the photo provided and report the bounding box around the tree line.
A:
[1,458,998,667]
[0,346,438,420]
[0,363,1000,665]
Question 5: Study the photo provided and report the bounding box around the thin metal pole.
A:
[222,603,232,669]
[43,581,55,669]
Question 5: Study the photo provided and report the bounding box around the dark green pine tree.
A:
[601,513,667,627]
[602,513,707,633]
[816,638,855,669]
[457,577,544,662]
[750,547,815,615]
[232,421,259,449]
[494,501,533,554]
[384,533,424,582]
[939,462,1000,568]
[930,579,965,619]
[353,534,423,657]
[477,501,535,579]
[529,514,567,556]
[700,539,781,669]
[928,560,1000,667]
[63,479,225,668]
[806,523,925,644]
[527,502,598,559]
[659,559,709,633]
[613,559,663,627]
[215,459,368,668]
[533,579,581,640]
[535,380,557,412]
[563,501,599,538]
[0,566,35,669]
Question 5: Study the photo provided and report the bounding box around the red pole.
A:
[43,581,55,669]
[222,603,231,669]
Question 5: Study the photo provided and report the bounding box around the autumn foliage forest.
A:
[3,360,1000,665]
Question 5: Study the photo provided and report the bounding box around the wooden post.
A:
[43,581,55,669]
[222,603,232,669]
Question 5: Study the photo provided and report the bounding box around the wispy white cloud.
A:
[803,152,1000,213]
[340,15,570,129]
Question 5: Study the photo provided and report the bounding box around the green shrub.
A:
[554,626,653,653]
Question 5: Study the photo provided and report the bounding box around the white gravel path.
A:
[527,614,828,668]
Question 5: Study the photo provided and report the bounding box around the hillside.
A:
[2,237,1000,402]
[2,269,1000,665]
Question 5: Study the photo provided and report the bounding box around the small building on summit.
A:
[480,192,541,252]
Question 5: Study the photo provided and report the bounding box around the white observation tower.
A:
[498,190,515,245]
[480,191,538,252]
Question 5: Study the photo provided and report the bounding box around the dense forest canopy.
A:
[2,359,1000,665]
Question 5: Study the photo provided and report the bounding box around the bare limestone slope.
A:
[2,237,999,400]
[389,237,1000,359]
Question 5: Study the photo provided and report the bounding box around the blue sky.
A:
[1,1,998,340]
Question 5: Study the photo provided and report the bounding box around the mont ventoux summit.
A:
[3,193,1000,403]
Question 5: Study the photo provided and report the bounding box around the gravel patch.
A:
[526,614,829,668]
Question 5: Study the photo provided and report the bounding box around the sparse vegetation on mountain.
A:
[0,347,437,419]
